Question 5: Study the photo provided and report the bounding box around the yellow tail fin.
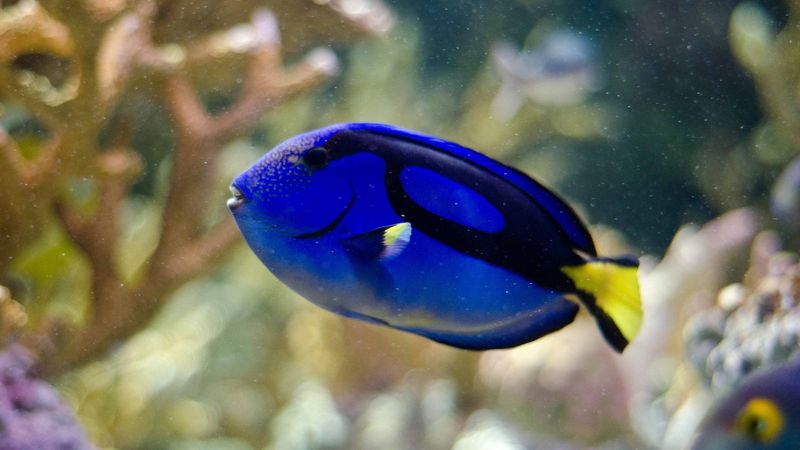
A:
[562,258,642,352]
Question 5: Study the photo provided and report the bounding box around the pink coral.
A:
[0,345,95,450]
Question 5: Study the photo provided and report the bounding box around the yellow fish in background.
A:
[691,358,800,450]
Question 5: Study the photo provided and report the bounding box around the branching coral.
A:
[0,0,390,377]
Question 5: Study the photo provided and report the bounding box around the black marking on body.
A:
[293,192,356,240]
[324,129,585,290]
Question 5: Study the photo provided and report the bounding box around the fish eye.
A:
[228,185,245,210]
[735,397,784,444]
[301,146,329,170]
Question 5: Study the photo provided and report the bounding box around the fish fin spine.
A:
[561,257,642,352]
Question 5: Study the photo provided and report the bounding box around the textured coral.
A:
[627,227,800,450]
[0,344,95,450]
[684,253,800,392]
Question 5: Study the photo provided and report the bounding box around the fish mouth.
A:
[228,185,245,211]
[292,192,356,240]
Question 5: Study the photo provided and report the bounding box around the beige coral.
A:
[0,0,390,377]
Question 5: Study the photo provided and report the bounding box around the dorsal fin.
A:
[345,123,597,256]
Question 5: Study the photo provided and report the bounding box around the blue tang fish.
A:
[228,123,642,351]
[691,358,800,450]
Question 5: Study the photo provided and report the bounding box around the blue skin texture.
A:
[229,123,600,349]
[691,359,800,450]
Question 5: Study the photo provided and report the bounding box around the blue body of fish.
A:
[228,123,641,351]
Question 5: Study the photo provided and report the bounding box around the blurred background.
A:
[1,0,800,448]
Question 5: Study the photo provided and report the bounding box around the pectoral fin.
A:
[343,222,412,260]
